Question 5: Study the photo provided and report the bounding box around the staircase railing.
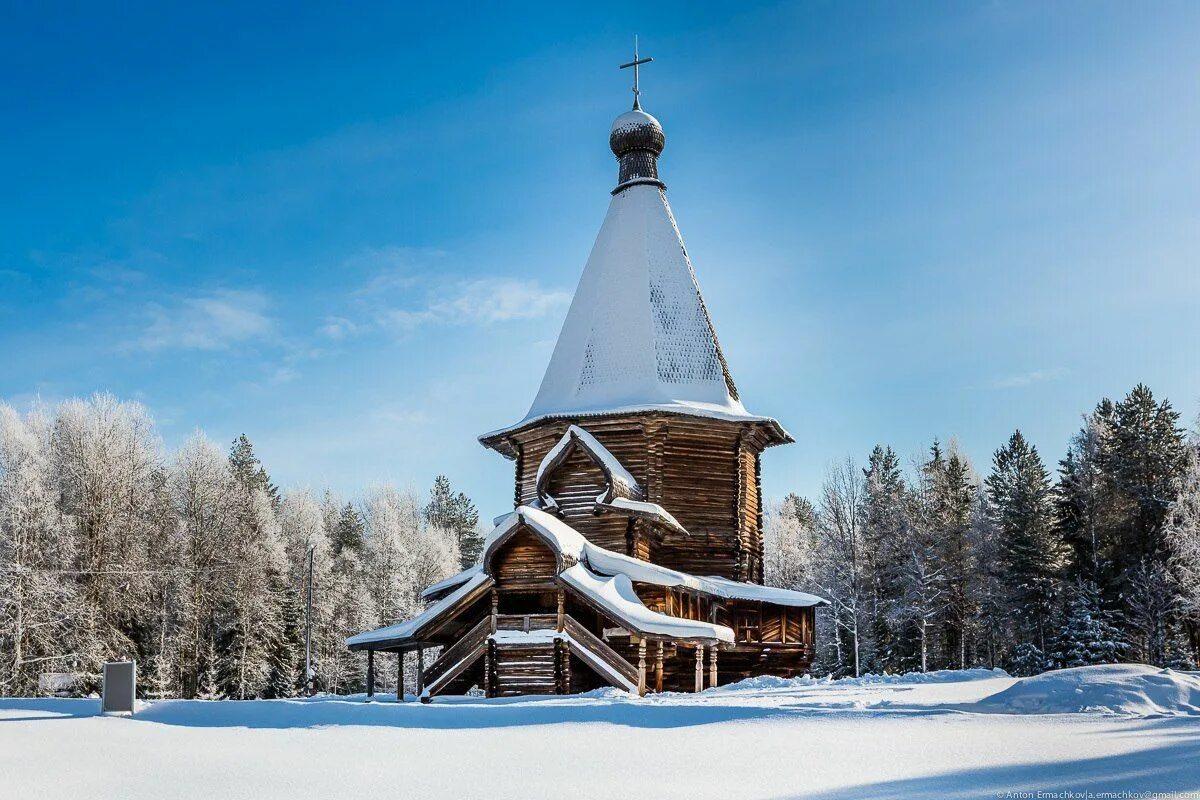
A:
[422,615,491,688]
[562,616,639,687]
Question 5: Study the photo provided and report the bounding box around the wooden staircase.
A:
[421,614,641,700]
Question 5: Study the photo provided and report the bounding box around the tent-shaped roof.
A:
[480,181,790,447]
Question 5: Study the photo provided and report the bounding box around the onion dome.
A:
[609,108,665,193]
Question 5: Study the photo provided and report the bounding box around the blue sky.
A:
[2,2,1198,515]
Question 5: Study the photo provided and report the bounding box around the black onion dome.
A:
[609,109,666,193]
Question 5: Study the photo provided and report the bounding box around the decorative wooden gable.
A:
[535,425,643,512]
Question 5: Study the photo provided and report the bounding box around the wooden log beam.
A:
[366,649,375,700]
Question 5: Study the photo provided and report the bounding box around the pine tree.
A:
[986,430,1065,653]
[1050,581,1124,668]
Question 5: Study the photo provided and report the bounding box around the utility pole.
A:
[304,543,316,696]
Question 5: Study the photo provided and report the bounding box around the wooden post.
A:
[490,589,499,633]
[366,649,375,699]
[709,645,718,688]
[556,590,565,632]
[398,652,405,701]
[637,639,647,697]
[655,642,664,694]
[416,647,425,696]
[483,644,491,697]
[694,645,703,692]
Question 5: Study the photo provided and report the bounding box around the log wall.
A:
[502,413,773,582]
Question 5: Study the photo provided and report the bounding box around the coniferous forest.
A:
[1,383,1197,698]
[765,383,1200,678]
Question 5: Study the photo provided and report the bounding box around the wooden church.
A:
[347,55,825,700]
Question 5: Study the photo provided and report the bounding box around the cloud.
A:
[380,277,571,331]
[137,289,276,351]
[318,316,360,340]
[990,367,1069,389]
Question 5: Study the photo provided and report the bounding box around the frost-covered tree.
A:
[1165,437,1200,660]
[763,494,817,592]
[1124,559,1178,666]
[813,459,870,678]
[52,395,164,676]
[169,434,238,698]
[364,486,460,628]
[1050,580,1125,668]
[0,405,82,694]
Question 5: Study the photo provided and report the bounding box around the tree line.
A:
[764,383,1200,677]
[0,394,482,698]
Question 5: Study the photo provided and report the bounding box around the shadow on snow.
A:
[771,720,1200,800]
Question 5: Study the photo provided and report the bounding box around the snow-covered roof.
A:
[346,571,492,649]
[486,506,825,608]
[560,564,733,643]
[599,496,689,536]
[420,565,483,601]
[536,425,641,510]
[480,184,790,447]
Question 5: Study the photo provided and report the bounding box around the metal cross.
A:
[619,35,653,110]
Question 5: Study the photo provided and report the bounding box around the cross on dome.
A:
[619,36,653,110]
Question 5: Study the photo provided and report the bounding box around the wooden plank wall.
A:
[491,530,558,591]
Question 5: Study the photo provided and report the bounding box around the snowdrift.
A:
[979,663,1200,716]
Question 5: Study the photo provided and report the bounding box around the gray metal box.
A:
[102,661,136,713]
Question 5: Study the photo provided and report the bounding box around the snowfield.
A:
[2,665,1199,800]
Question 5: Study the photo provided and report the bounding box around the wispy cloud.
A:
[137,289,276,351]
[990,367,1070,389]
[380,277,571,331]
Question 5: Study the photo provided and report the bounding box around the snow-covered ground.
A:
[3,665,1199,800]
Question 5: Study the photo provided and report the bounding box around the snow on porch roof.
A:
[346,570,492,649]
[479,184,791,449]
[491,506,827,608]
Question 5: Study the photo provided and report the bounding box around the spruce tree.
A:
[330,502,366,556]
[986,430,1064,653]
[425,475,482,569]
[1050,581,1124,668]
[1108,385,1186,566]
[862,446,907,673]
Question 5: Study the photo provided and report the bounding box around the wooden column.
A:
[490,589,499,633]
[709,646,719,688]
[556,589,565,632]
[694,645,703,693]
[416,647,425,696]
[654,642,664,694]
[366,649,375,699]
[397,652,405,701]
[637,639,647,697]
[483,644,491,697]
